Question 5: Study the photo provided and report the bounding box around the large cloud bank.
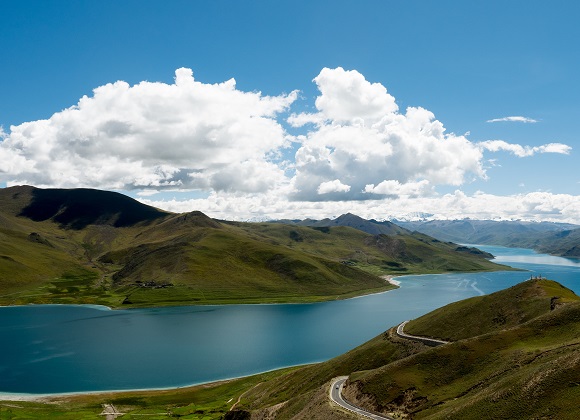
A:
[289,67,485,201]
[0,67,575,222]
[140,189,580,224]
[0,68,297,192]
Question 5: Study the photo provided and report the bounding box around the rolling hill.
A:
[341,279,580,419]
[0,185,509,307]
[279,212,408,236]
[231,278,580,419]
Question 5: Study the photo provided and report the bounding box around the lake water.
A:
[1,245,579,395]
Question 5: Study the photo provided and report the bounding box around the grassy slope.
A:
[0,186,392,306]
[404,279,579,341]
[0,368,293,420]
[228,222,507,276]
[102,224,392,306]
[0,187,510,307]
[343,279,580,419]
[0,216,394,307]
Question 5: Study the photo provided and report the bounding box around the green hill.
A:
[0,186,509,307]
[404,279,579,341]
[341,296,580,419]
[280,212,409,236]
[206,278,579,419]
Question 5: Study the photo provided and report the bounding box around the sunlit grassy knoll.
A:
[344,286,580,419]
[404,278,579,342]
[232,279,580,419]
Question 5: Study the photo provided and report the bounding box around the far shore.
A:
[0,283,399,311]
[381,274,401,286]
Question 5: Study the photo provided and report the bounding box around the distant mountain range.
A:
[277,212,408,235]
[395,219,580,257]
[278,215,580,258]
[0,186,506,308]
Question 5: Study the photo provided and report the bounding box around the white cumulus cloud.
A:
[0,68,298,192]
[479,140,572,157]
[140,189,580,225]
[317,179,351,194]
[364,179,433,197]
[486,116,538,123]
[289,67,485,201]
[0,66,574,216]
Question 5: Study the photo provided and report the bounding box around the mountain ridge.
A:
[0,186,509,308]
[277,212,408,236]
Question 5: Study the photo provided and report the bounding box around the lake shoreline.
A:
[0,363,312,402]
[0,284,399,311]
[4,245,569,398]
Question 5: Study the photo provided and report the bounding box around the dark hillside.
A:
[0,186,510,307]
[534,227,580,257]
[395,219,580,258]
[6,186,170,229]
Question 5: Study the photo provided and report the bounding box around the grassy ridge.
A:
[404,279,579,341]
[0,186,510,307]
[342,279,580,419]
[347,302,580,419]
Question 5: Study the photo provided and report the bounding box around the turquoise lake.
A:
[1,245,579,395]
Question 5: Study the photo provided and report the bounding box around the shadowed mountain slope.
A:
[1,186,170,229]
[532,227,580,257]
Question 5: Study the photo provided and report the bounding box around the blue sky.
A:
[1,1,579,222]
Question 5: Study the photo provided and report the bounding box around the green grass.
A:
[0,188,511,308]
[404,279,580,342]
[202,278,580,419]
[341,280,580,419]
[0,368,295,419]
